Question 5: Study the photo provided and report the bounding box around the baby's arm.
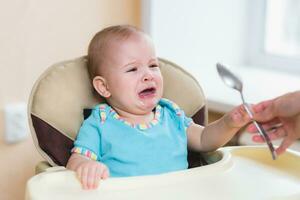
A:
[66,153,109,190]
[187,105,250,152]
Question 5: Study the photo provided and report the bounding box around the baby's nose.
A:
[142,70,154,82]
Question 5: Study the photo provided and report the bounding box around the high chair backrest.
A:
[28,57,208,167]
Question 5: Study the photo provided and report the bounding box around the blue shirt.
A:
[72,98,193,177]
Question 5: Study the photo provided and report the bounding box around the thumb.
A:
[252,100,276,122]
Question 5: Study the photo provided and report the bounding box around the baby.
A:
[66,25,250,189]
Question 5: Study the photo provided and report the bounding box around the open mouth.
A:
[138,87,156,98]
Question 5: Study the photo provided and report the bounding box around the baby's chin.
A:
[137,98,159,112]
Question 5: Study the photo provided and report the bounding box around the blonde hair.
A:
[87,25,144,80]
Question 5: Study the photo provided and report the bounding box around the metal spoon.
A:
[216,63,277,160]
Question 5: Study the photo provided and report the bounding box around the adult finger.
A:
[266,127,286,140]
[251,127,286,142]
[252,100,272,113]
[247,119,281,133]
[276,137,294,155]
[252,100,276,122]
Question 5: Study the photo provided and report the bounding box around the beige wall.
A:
[0,1,140,199]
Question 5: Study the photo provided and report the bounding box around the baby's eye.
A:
[126,67,137,72]
[149,64,159,68]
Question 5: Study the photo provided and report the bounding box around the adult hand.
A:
[247,91,300,155]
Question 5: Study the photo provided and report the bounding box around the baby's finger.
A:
[247,124,257,133]
[228,108,250,128]
[87,166,97,189]
[101,165,110,179]
[76,166,83,180]
[81,166,89,190]
[93,166,104,189]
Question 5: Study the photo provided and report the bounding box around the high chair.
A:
[26,57,300,200]
[28,56,209,173]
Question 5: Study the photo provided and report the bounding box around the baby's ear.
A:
[93,76,111,98]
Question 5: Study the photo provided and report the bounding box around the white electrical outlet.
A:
[4,103,29,143]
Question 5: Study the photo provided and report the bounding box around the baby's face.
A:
[100,33,163,115]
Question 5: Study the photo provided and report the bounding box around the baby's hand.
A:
[224,104,250,128]
[76,159,109,190]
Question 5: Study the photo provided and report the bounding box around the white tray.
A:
[25,146,300,200]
